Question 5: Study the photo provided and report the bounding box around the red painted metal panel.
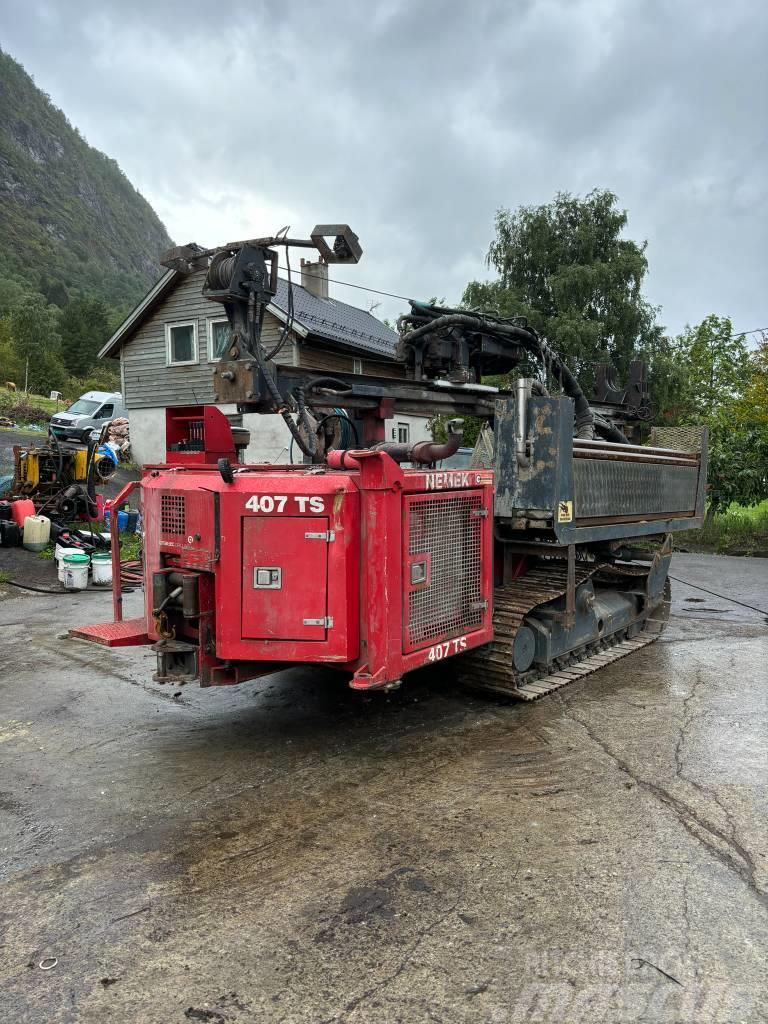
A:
[241,516,329,641]
[164,405,236,464]
[94,430,495,691]
[69,618,150,647]
[213,473,360,662]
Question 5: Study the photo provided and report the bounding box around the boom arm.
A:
[159,225,643,460]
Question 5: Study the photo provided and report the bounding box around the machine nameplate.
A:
[245,494,326,513]
[427,636,468,661]
[424,471,482,490]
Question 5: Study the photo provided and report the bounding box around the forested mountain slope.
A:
[0,49,172,310]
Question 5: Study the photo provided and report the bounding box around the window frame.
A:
[396,421,410,444]
[207,317,232,362]
[353,357,363,375]
[165,320,199,366]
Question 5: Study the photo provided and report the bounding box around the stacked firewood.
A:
[105,417,131,459]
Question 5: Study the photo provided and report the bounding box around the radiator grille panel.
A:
[573,460,698,518]
[161,494,186,534]
[407,493,483,649]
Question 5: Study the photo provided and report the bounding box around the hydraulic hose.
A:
[593,412,631,445]
[399,307,601,441]
[245,286,316,460]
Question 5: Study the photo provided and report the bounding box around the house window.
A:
[396,422,410,444]
[353,357,363,375]
[165,321,198,365]
[208,318,231,361]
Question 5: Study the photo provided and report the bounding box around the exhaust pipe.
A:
[326,419,464,468]
[408,418,464,464]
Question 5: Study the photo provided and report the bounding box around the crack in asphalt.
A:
[556,700,767,911]
[318,901,459,1023]
[673,667,707,778]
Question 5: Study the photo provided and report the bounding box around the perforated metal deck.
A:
[69,618,150,647]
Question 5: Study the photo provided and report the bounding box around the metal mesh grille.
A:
[649,425,705,453]
[161,494,186,534]
[407,494,483,648]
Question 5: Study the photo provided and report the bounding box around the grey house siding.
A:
[296,343,406,378]
[121,271,296,410]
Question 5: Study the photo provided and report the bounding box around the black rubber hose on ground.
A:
[4,580,135,595]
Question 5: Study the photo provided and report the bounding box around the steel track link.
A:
[458,562,670,701]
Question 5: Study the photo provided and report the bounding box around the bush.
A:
[682,501,768,555]
[64,367,120,399]
[0,386,57,424]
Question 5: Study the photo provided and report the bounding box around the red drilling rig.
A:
[74,226,706,701]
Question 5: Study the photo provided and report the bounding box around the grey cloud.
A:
[3,0,767,335]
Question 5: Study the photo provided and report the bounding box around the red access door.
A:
[241,517,329,641]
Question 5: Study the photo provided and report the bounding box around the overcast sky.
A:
[4,0,767,338]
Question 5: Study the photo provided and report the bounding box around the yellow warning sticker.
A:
[557,500,573,523]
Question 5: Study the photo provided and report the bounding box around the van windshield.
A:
[67,399,101,415]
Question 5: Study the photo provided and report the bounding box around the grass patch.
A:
[0,424,46,437]
[119,531,142,562]
[0,386,63,426]
[0,570,10,585]
[36,524,142,562]
[679,500,768,555]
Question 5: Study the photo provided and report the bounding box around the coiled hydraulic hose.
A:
[398,305,617,442]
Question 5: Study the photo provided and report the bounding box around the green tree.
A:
[64,365,120,399]
[738,337,768,427]
[463,189,662,386]
[667,316,765,514]
[0,315,23,384]
[0,277,28,316]
[10,296,66,394]
[58,296,111,377]
[39,273,69,309]
[673,315,750,423]
[707,424,767,514]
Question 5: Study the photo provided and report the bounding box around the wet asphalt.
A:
[0,553,765,1023]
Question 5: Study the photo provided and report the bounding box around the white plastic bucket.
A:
[56,545,79,582]
[91,552,113,586]
[63,552,89,591]
[23,514,51,552]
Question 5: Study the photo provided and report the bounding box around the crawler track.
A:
[459,561,670,701]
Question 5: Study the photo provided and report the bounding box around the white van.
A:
[50,391,126,442]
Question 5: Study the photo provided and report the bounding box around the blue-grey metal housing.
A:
[493,396,707,543]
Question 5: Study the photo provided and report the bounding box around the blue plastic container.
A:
[104,509,129,532]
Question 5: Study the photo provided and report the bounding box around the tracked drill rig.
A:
[74,226,707,701]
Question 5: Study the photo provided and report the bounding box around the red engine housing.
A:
[139,451,494,690]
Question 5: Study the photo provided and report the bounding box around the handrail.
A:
[107,478,140,623]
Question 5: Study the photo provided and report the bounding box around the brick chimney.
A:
[300,258,329,300]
